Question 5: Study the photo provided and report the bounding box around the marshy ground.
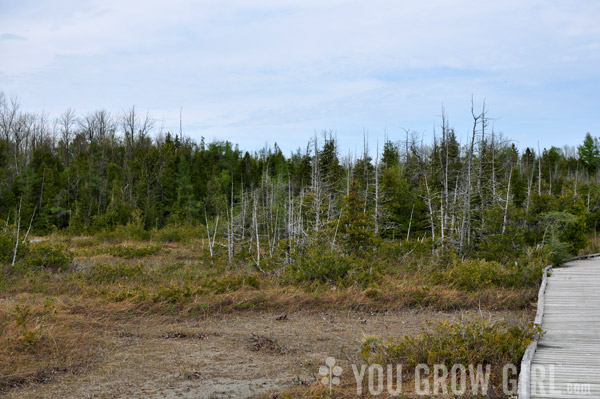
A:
[1,306,528,398]
[0,235,536,398]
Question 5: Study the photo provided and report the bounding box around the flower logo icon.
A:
[319,357,342,392]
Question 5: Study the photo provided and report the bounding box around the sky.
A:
[1,0,599,155]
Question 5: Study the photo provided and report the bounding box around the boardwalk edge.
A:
[517,253,600,399]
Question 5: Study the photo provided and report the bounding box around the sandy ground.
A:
[3,309,528,399]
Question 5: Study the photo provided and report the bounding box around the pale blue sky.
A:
[1,0,599,154]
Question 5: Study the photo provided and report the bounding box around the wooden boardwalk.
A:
[529,257,600,398]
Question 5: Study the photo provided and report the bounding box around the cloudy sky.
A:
[1,0,599,154]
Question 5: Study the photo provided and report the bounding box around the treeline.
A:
[1,91,599,264]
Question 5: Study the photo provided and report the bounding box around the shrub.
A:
[542,211,588,256]
[503,258,546,288]
[548,239,571,265]
[22,242,72,271]
[444,255,547,291]
[286,246,380,287]
[476,233,526,264]
[0,232,16,264]
[88,263,147,284]
[154,226,185,243]
[362,317,541,390]
[203,274,260,294]
[376,239,434,269]
[446,259,505,291]
[14,328,46,353]
[100,209,150,242]
[558,218,588,254]
[152,285,194,304]
[153,224,203,243]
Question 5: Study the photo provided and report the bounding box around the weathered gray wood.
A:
[519,264,552,398]
[519,255,600,399]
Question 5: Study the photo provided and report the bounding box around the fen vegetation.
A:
[1,93,597,276]
[0,91,598,395]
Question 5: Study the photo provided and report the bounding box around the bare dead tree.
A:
[30,111,50,155]
[537,142,542,195]
[477,100,487,194]
[526,162,534,213]
[502,165,513,234]
[460,98,481,254]
[205,211,219,260]
[12,112,35,174]
[311,134,322,232]
[11,198,22,267]
[422,175,435,241]
[252,191,263,272]
[23,204,37,244]
[374,140,380,235]
[58,108,77,167]
[95,110,114,141]
[80,112,98,142]
[122,106,154,148]
[362,131,369,213]
[491,129,496,200]
[0,93,19,164]
[406,204,414,242]
[441,110,450,242]
[226,181,234,264]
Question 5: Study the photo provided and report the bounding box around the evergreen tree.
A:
[176,156,199,222]
[339,179,375,254]
[578,133,599,173]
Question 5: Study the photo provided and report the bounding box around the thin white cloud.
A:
[0,33,26,40]
[0,0,599,151]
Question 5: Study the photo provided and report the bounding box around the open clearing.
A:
[2,307,529,399]
[1,236,540,398]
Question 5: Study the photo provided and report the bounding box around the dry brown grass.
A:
[0,295,104,393]
[1,305,529,399]
[0,235,537,397]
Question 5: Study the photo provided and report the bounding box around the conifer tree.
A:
[339,179,375,254]
[578,133,599,174]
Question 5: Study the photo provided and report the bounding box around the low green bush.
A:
[548,239,572,265]
[285,246,380,288]
[0,232,16,264]
[362,317,541,389]
[103,225,151,242]
[377,239,434,262]
[21,242,72,271]
[443,252,547,291]
[98,210,151,242]
[153,226,185,243]
[88,263,147,284]
[447,259,505,291]
[152,224,203,243]
[476,233,526,264]
[503,249,548,287]
[151,285,195,304]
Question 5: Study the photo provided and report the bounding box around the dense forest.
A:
[1,91,599,266]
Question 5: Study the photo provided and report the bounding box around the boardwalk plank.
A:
[530,258,600,399]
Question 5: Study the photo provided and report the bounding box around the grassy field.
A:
[0,232,551,397]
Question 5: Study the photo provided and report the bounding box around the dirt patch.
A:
[2,309,529,399]
[162,331,210,340]
[249,333,289,354]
